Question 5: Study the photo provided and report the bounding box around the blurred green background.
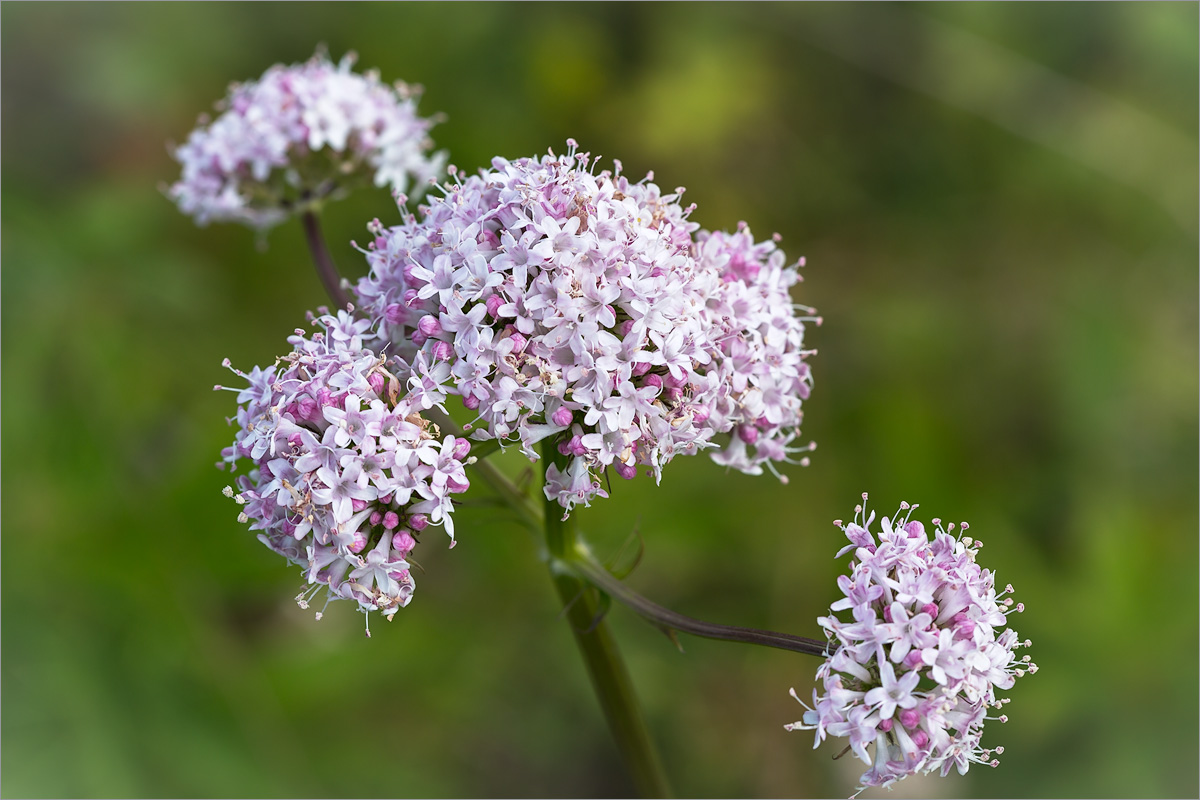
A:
[3,3,1197,798]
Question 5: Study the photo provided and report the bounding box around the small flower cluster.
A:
[354,141,816,514]
[787,497,1035,794]
[171,50,443,229]
[695,224,817,479]
[218,312,470,629]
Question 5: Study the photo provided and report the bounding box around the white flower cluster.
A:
[354,141,817,514]
[788,498,1036,794]
[218,312,470,628]
[171,50,443,229]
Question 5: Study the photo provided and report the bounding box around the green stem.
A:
[542,445,672,799]
[300,210,353,311]
[570,553,831,658]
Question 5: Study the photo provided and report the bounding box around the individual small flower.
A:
[170,49,444,230]
[355,140,817,515]
[216,312,470,631]
[787,496,1035,795]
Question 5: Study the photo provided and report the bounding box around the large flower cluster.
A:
[787,498,1035,794]
[354,141,816,514]
[218,312,470,629]
[171,50,443,229]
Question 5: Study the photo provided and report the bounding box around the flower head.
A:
[355,141,817,515]
[171,50,444,229]
[787,497,1035,794]
[217,312,470,630]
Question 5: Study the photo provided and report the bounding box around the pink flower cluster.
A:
[695,225,816,478]
[170,50,443,229]
[218,312,470,628]
[354,141,816,514]
[787,497,1035,794]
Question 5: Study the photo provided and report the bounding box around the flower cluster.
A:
[787,497,1035,794]
[170,50,443,230]
[695,224,817,478]
[218,312,470,629]
[354,141,816,514]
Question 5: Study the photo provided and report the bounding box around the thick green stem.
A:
[543,445,672,799]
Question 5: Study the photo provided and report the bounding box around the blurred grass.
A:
[2,3,1197,798]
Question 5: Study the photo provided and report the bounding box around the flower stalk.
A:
[301,211,354,311]
[568,552,831,658]
[541,443,672,799]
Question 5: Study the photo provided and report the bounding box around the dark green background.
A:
[3,3,1197,797]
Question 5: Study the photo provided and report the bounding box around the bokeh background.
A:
[3,3,1197,798]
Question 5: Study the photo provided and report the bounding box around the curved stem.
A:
[301,210,353,311]
[543,445,672,799]
[570,552,832,659]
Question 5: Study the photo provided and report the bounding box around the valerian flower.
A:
[170,50,443,230]
[354,140,818,515]
[217,312,470,632]
[787,496,1036,795]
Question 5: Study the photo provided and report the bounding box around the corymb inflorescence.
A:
[787,496,1035,794]
[217,312,470,632]
[170,50,444,230]
[354,140,817,515]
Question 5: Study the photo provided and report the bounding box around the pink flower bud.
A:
[463,393,481,410]
[905,520,926,538]
[551,407,574,427]
[485,294,504,318]
[368,372,386,395]
[431,340,453,362]
[691,404,711,425]
[384,303,405,326]
[411,330,428,346]
[900,709,920,729]
[349,530,368,554]
[295,396,318,421]
[631,360,652,377]
[614,462,637,480]
[383,511,400,530]
[737,424,759,445]
[351,499,368,513]
[911,730,929,749]
[417,315,442,337]
[392,530,416,553]
[643,373,664,392]
[408,514,429,531]
[447,476,471,493]
[451,434,470,460]
[568,435,588,457]
[877,718,892,732]
[401,288,420,308]
[664,372,687,390]
[369,511,383,526]
[922,602,939,618]
[508,332,527,354]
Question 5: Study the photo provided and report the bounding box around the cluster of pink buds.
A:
[217,312,470,630]
[787,496,1036,793]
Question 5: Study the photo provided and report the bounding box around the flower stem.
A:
[569,553,832,658]
[300,210,353,311]
[542,445,673,799]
